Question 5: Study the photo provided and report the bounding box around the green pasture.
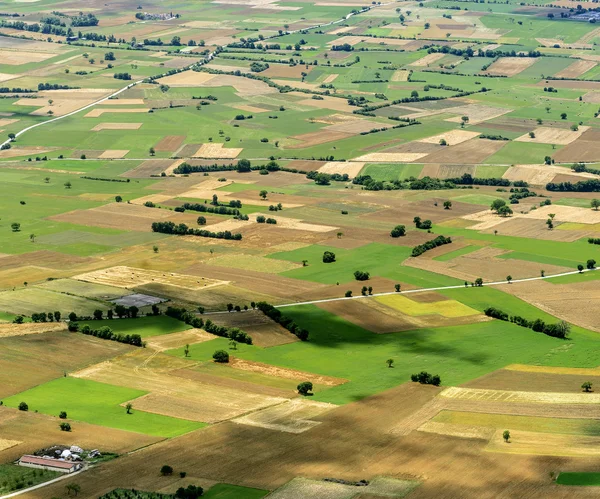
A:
[204,484,269,499]
[3,377,205,437]
[556,473,600,486]
[77,316,192,338]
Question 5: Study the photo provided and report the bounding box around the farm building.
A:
[18,455,82,474]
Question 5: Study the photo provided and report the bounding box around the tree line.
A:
[165,306,252,344]
[151,221,242,240]
[484,307,571,339]
[69,323,144,347]
[411,235,452,257]
[255,302,309,341]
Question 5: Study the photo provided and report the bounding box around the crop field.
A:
[4,0,600,496]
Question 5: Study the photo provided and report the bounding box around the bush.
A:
[354,270,370,281]
[323,251,336,263]
[410,371,441,386]
[297,381,313,395]
[18,401,28,411]
[390,225,406,238]
[160,465,173,476]
[59,422,71,432]
[59,411,67,419]
[213,350,229,363]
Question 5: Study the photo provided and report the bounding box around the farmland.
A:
[2,0,600,497]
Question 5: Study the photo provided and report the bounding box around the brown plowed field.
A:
[155,135,186,151]
[552,129,600,162]
[420,138,507,164]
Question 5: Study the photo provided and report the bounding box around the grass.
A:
[167,290,600,405]
[204,484,269,498]
[0,288,112,317]
[375,295,480,318]
[0,464,60,495]
[3,377,205,437]
[271,243,462,287]
[556,473,600,486]
[433,411,600,436]
[77,316,192,339]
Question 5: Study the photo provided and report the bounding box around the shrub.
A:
[354,270,370,281]
[297,381,313,395]
[390,225,406,238]
[160,465,173,476]
[322,251,336,263]
[18,402,28,411]
[410,371,441,386]
[212,350,229,363]
[59,422,71,432]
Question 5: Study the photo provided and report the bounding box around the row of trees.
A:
[151,221,242,240]
[484,307,571,339]
[255,302,309,341]
[70,323,144,347]
[411,235,452,257]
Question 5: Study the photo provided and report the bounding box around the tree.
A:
[503,430,510,443]
[541,270,545,277]
[184,344,190,357]
[386,358,394,368]
[443,201,452,210]
[175,485,204,499]
[390,225,406,238]
[115,195,122,203]
[475,277,483,286]
[461,116,469,126]
[229,339,237,350]
[337,232,343,239]
[259,190,268,200]
[68,312,77,322]
[582,381,593,393]
[59,411,67,419]
[153,245,159,253]
[197,216,206,225]
[59,422,72,432]
[129,306,139,318]
[302,259,308,267]
[345,290,352,297]
[395,284,401,292]
[30,233,35,243]
[149,147,155,156]
[297,381,313,396]
[561,112,567,120]
[439,138,447,146]
[237,158,251,172]
[498,205,513,217]
[314,173,331,185]
[213,349,229,363]
[160,465,174,476]
[587,259,596,269]
[578,264,584,273]
[125,402,133,414]
[491,199,506,213]
[507,275,512,284]
[64,181,72,189]
[592,199,600,211]
[65,483,81,496]
[93,309,103,320]
[18,401,28,411]
[115,304,127,318]
[11,222,20,232]
[323,251,336,263]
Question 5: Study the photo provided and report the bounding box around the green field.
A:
[556,473,600,486]
[0,464,60,495]
[3,378,205,437]
[204,484,269,498]
[77,316,191,338]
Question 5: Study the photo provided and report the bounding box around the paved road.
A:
[199,267,597,314]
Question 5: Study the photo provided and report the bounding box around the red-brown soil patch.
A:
[155,135,186,152]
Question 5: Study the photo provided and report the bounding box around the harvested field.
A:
[503,279,600,332]
[444,104,511,125]
[482,217,587,242]
[233,399,336,433]
[204,253,299,274]
[73,266,226,291]
[157,71,216,86]
[0,146,56,159]
[327,119,388,134]
[145,329,216,351]
[439,386,600,404]
[294,95,355,113]
[84,108,149,118]
[486,57,537,76]
[463,368,600,393]
[556,60,596,79]
[421,138,505,164]
[0,322,65,338]
[287,130,352,149]
[486,430,600,458]
[503,164,595,185]
[102,99,145,106]
[506,364,600,375]
[0,49,55,65]
[122,159,175,178]
[193,143,242,159]
[419,421,494,440]
[552,129,600,162]
[410,53,446,67]
[514,126,589,145]
[521,204,600,224]
[352,152,428,162]
[391,69,410,82]
[74,351,287,423]
[208,310,298,347]
[229,358,346,387]
[262,65,312,79]
[98,149,129,159]
[91,122,142,131]
[323,74,339,83]
[154,135,186,151]
[0,439,21,452]
[317,161,364,178]
[418,130,480,146]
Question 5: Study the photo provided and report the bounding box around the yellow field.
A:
[486,430,600,457]
[375,295,480,318]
